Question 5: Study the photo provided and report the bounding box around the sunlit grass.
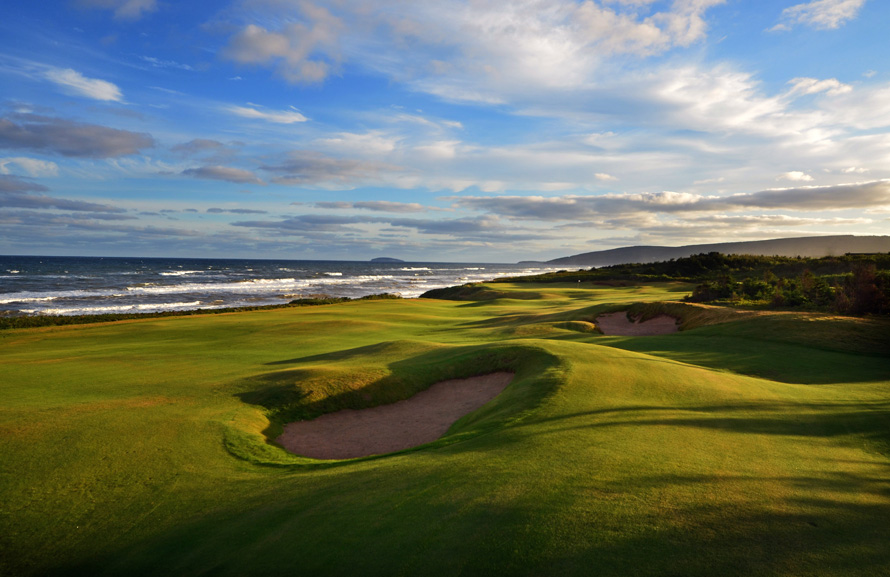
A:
[1,282,888,576]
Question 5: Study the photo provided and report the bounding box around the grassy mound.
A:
[1,282,888,576]
[226,342,563,466]
[556,320,599,333]
[420,283,544,301]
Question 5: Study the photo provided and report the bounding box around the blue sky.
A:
[1,0,888,262]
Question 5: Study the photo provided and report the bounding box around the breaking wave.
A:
[0,256,559,316]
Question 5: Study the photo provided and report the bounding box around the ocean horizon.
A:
[0,255,559,316]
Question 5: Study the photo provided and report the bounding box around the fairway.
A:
[2,282,889,576]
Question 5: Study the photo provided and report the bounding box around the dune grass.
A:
[1,282,889,576]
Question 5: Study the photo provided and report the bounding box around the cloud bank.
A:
[453,180,890,221]
[0,115,153,158]
[181,165,264,185]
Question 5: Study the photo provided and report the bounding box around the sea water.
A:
[0,256,558,316]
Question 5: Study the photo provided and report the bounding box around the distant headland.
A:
[536,235,890,267]
[370,257,405,263]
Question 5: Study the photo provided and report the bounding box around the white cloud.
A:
[415,140,460,159]
[0,157,59,177]
[114,0,157,20]
[77,0,158,21]
[575,0,726,55]
[399,0,726,102]
[140,56,194,71]
[43,68,123,102]
[226,104,308,124]
[583,132,617,147]
[785,77,852,97]
[417,84,506,105]
[222,3,343,84]
[204,59,890,197]
[778,171,814,181]
[612,66,885,150]
[316,131,399,155]
[595,172,618,181]
[538,182,577,191]
[653,66,785,133]
[773,0,867,31]
[221,0,726,99]
[820,83,890,131]
[386,112,464,132]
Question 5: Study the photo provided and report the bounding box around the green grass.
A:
[1,282,889,576]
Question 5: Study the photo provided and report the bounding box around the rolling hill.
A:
[1,282,888,576]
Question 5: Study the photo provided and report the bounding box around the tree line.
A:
[685,261,889,315]
[496,252,890,315]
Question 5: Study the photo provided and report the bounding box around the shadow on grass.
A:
[521,400,890,458]
[42,450,890,577]
[595,336,890,385]
[263,340,441,366]
[553,470,890,577]
[454,303,610,330]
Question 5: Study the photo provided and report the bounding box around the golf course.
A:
[2,281,889,576]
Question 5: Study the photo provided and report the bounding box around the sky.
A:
[1,0,889,262]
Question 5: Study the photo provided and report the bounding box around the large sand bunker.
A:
[277,372,514,460]
[596,312,679,336]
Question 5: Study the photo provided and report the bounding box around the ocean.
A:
[0,255,558,316]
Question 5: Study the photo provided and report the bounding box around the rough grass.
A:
[1,282,889,576]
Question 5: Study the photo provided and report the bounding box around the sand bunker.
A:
[277,372,514,460]
[596,312,679,336]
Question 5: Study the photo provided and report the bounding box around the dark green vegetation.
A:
[2,282,889,576]
[484,252,890,315]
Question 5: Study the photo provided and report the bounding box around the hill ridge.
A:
[544,235,890,267]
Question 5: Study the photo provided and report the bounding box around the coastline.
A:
[0,255,559,318]
[0,292,405,330]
